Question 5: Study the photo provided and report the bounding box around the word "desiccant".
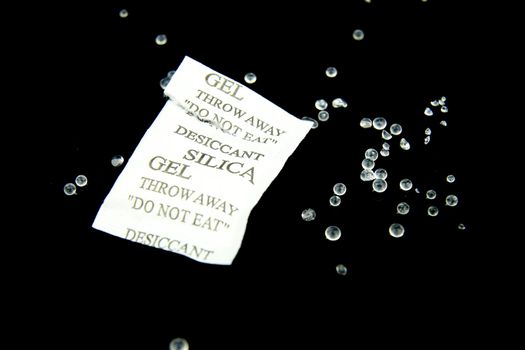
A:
[174,124,265,161]
[125,228,214,261]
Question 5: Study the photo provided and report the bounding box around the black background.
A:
[22,1,507,349]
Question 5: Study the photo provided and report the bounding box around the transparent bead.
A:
[364,148,378,161]
[441,106,448,113]
[372,179,388,192]
[425,128,432,135]
[301,208,316,221]
[414,188,420,194]
[372,117,387,130]
[315,99,328,110]
[360,118,373,128]
[390,123,402,135]
[119,9,129,18]
[361,158,375,170]
[111,155,125,167]
[427,206,439,216]
[382,142,390,150]
[374,168,388,179]
[424,107,433,116]
[382,130,392,140]
[167,70,176,79]
[440,96,447,102]
[353,29,365,41]
[360,169,376,181]
[380,149,390,157]
[424,136,431,145]
[389,223,405,238]
[160,77,171,89]
[63,183,76,196]
[336,264,348,276]
[325,67,338,78]
[302,116,319,129]
[318,110,330,121]
[332,97,348,108]
[399,179,413,191]
[438,99,445,106]
[244,72,257,84]
[430,100,439,106]
[155,34,167,45]
[75,175,88,187]
[325,226,342,241]
[458,223,466,230]
[400,138,411,150]
[396,202,410,215]
[445,194,459,207]
[333,183,347,196]
[446,174,455,183]
[169,338,189,350]
[440,120,448,127]
[425,189,436,199]
[329,195,341,207]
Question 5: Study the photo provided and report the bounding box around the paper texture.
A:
[92,56,312,265]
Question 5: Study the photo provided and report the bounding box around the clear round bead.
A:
[119,9,129,18]
[361,158,375,170]
[390,123,402,135]
[325,67,338,78]
[360,169,376,182]
[372,117,387,130]
[63,183,76,196]
[389,223,405,238]
[325,226,342,241]
[426,189,437,199]
[427,206,439,216]
[374,168,388,179]
[333,183,347,196]
[169,338,189,350]
[75,175,88,187]
[353,29,365,41]
[318,110,330,121]
[315,99,328,110]
[445,194,459,207]
[399,179,413,191]
[372,179,388,193]
[329,195,342,207]
[155,34,167,45]
[364,148,378,161]
[111,155,125,167]
[396,202,410,215]
[244,72,257,84]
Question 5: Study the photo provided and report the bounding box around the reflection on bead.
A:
[75,175,88,187]
[389,223,405,238]
[155,34,167,45]
[325,67,338,78]
[111,155,125,167]
[63,183,76,196]
[244,72,257,84]
[325,226,342,241]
